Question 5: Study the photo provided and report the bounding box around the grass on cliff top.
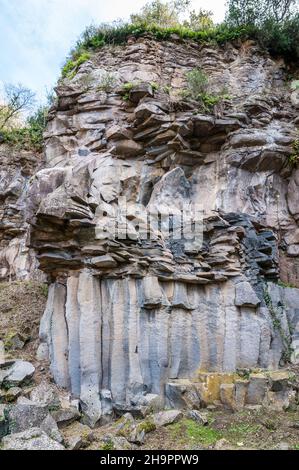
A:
[62,23,253,78]
[61,14,299,80]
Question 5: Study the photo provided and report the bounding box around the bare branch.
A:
[0,83,35,130]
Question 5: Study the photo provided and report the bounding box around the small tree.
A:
[267,0,297,23]
[130,0,191,28]
[225,0,266,27]
[0,83,35,130]
[184,9,214,30]
[225,0,297,27]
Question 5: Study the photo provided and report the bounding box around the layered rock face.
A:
[27,38,299,423]
[0,144,43,281]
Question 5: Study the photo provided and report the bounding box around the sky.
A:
[0,0,226,105]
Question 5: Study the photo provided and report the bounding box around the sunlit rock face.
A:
[27,37,299,424]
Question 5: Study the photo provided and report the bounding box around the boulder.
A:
[246,375,268,405]
[112,139,143,157]
[129,83,154,104]
[1,360,35,388]
[134,393,164,416]
[51,406,81,428]
[220,383,236,410]
[109,436,134,450]
[4,332,28,350]
[115,412,155,445]
[40,414,63,443]
[30,381,61,409]
[3,386,22,403]
[8,400,49,434]
[186,410,208,426]
[63,422,95,450]
[152,410,183,427]
[165,382,202,409]
[101,434,135,450]
[1,427,65,450]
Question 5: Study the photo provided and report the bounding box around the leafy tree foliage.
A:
[225,0,297,26]
[130,0,191,27]
[0,83,53,151]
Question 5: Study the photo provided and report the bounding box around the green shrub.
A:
[185,68,209,99]
[97,72,117,92]
[71,21,253,60]
[163,85,172,94]
[100,439,115,450]
[255,14,299,63]
[225,1,299,63]
[121,81,138,101]
[288,139,299,167]
[150,81,159,92]
[0,105,48,152]
[62,52,91,79]
[60,0,298,80]
[181,68,231,113]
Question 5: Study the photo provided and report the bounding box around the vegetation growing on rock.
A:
[0,84,52,152]
[181,68,231,113]
[61,0,299,79]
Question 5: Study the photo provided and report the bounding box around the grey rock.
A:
[51,406,81,427]
[40,414,63,443]
[6,39,298,418]
[129,83,154,104]
[135,393,164,416]
[1,427,65,450]
[152,410,183,427]
[30,381,60,409]
[2,360,35,388]
[8,400,49,434]
[115,413,146,444]
[186,410,208,426]
[246,375,268,405]
[110,436,134,450]
[235,281,260,307]
[165,382,202,410]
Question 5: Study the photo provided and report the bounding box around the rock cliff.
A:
[2,37,299,425]
[0,144,44,281]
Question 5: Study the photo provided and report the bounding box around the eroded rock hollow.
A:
[21,38,299,424]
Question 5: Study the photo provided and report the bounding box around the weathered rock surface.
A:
[1,37,299,424]
[1,427,65,450]
[152,410,183,427]
[1,360,35,388]
[0,145,44,281]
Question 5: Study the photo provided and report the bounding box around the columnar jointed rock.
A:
[26,37,299,423]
